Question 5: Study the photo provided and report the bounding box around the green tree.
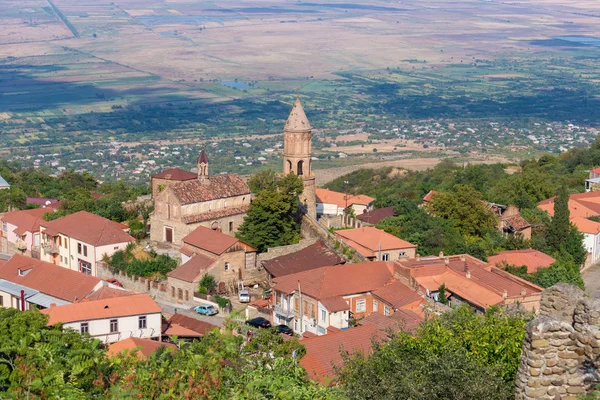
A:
[0,187,26,212]
[237,173,304,252]
[437,283,449,305]
[546,185,570,254]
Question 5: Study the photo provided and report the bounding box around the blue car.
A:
[193,304,218,316]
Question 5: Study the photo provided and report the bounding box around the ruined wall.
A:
[515,283,600,399]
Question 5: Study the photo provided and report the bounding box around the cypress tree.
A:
[547,185,570,254]
[437,283,449,305]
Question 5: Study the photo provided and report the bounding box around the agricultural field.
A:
[1,0,600,182]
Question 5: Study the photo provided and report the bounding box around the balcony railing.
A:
[15,240,27,251]
[42,242,60,254]
[274,304,294,318]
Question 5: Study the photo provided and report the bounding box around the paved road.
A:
[582,264,600,299]
[157,300,226,327]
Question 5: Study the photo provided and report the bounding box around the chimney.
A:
[415,254,420,261]
[465,268,471,279]
[460,254,466,262]
[439,251,444,258]
[502,289,508,299]
[444,257,449,265]
[520,288,526,296]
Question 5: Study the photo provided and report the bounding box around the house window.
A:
[79,260,92,275]
[77,243,82,254]
[178,288,183,301]
[321,309,326,322]
[109,319,118,333]
[60,255,64,263]
[171,287,175,297]
[185,290,189,301]
[139,316,147,329]
[399,251,406,257]
[64,240,67,249]
[80,322,89,334]
[356,299,366,313]
[382,253,389,261]
[294,297,299,311]
[384,306,390,316]
[0,296,3,307]
[224,262,230,271]
[229,222,233,232]
[2,221,6,233]
[373,300,379,312]
[58,236,61,247]
[83,245,88,257]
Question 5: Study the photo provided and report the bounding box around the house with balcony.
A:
[315,188,375,217]
[334,226,417,261]
[271,261,422,336]
[39,211,134,276]
[41,293,162,344]
[1,206,59,258]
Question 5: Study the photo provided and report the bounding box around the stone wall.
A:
[96,261,171,303]
[255,238,318,265]
[515,283,600,399]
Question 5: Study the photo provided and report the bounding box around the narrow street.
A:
[582,264,600,299]
[156,300,226,327]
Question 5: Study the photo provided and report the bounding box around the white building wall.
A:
[63,313,162,344]
[583,232,600,264]
[316,202,342,217]
[327,310,349,331]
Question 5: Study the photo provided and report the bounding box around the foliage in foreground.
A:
[106,243,177,279]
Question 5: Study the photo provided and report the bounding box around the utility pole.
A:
[298,280,303,333]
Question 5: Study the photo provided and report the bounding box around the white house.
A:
[41,293,162,344]
[315,188,375,217]
[39,211,134,276]
[1,206,59,258]
[571,217,600,266]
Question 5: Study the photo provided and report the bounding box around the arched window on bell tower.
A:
[287,159,293,175]
[297,160,304,176]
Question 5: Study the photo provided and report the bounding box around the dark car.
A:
[275,324,293,336]
[245,317,272,329]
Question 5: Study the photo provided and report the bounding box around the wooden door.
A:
[165,227,173,243]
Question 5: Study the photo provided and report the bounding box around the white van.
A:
[239,290,251,303]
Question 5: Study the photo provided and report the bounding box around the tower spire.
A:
[197,145,209,182]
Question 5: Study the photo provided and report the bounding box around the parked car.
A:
[239,290,251,303]
[245,317,272,329]
[275,324,293,336]
[193,304,218,316]
[106,278,123,288]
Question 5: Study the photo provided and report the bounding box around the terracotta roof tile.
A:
[372,280,423,309]
[41,211,135,247]
[170,174,250,205]
[570,216,600,234]
[182,226,240,255]
[361,309,423,333]
[334,227,416,258]
[262,241,345,278]
[315,188,375,209]
[167,253,216,282]
[163,313,218,337]
[108,337,176,358]
[357,206,396,225]
[41,293,162,324]
[320,296,350,312]
[181,206,249,224]
[0,254,100,302]
[488,249,556,274]
[503,215,531,231]
[152,168,197,181]
[423,190,440,202]
[273,261,395,299]
[82,286,135,302]
[300,324,386,383]
[2,207,58,235]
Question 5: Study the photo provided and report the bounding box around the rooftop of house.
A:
[590,167,600,174]
[371,280,423,310]
[168,174,250,205]
[422,190,439,202]
[570,216,600,234]
[181,205,250,225]
[81,286,135,302]
[272,261,395,300]
[26,198,59,206]
[167,252,217,283]
[285,98,311,132]
[2,207,59,235]
[163,313,219,338]
[396,254,543,309]
[41,293,162,324]
[315,188,375,209]
[488,249,556,274]
[41,211,134,247]
[152,167,197,181]
[0,254,101,303]
[182,225,254,255]
[334,227,417,258]
[361,308,423,333]
[261,241,345,278]
[300,324,386,383]
[0,175,10,188]
[356,206,396,225]
[108,337,176,359]
[538,191,600,218]
[502,215,531,231]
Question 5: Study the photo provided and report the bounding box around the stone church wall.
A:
[514,283,600,399]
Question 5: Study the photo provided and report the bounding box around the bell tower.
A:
[197,147,209,184]
[283,97,316,218]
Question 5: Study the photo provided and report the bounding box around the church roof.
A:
[197,149,209,164]
[170,174,250,205]
[284,98,311,132]
[152,168,196,181]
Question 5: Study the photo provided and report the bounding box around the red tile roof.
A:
[181,206,249,224]
[357,206,396,225]
[167,253,216,282]
[81,286,135,302]
[41,211,134,247]
[570,216,600,234]
[108,337,176,358]
[2,207,58,235]
[372,280,423,309]
[163,313,218,337]
[538,191,600,219]
[361,309,423,333]
[182,226,240,255]
[503,215,531,231]
[591,167,600,174]
[315,188,375,209]
[488,249,556,274]
[261,241,345,278]
[423,190,440,202]
[300,324,386,382]
[334,227,416,258]
[320,296,350,312]
[152,168,197,181]
[41,293,162,324]
[0,254,101,302]
[273,261,395,300]
[170,174,250,205]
